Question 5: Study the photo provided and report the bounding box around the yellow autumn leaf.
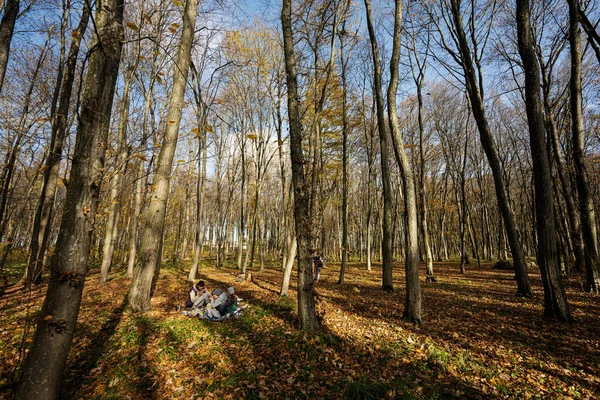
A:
[247,134,257,140]
[167,120,176,125]
[126,22,139,31]
[172,0,183,6]
[156,75,163,84]
[144,15,152,24]
[168,27,177,34]
[205,125,213,132]
[171,23,180,28]
[191,127,199,133]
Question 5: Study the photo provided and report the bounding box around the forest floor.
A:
[0,258,599,399]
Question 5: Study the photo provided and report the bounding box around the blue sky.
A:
[237,0,279,22]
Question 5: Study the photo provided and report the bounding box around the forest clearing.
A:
[1,0,600,396]
[1,260,598,399]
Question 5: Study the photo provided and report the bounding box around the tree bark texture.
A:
[281,0,320,331]
[569,0,600,293]
[0,0,18,94]
[16,0,124,395]
[280,236,297,296]
[515,0,571,321]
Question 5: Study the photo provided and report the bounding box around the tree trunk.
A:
[577,8,600,65]
[449,0,531,296]
[386,0,421,324]
[543,85,585,274]
[127,83,153,278]
[415,78,434,281]
[189,116,207,281]
[280,236,297,296]
[100,60,135,283]
[15,0,124,395]
[364,0,394,291]
[459,123,468,274]
[28,4,90,285]
[569,0,600,293]
[0,29,52,243]
[338,23,349,285]
[237,147,246,271]
[28,3,90,286]
[281,0,320,331]
[248,184,260,268]
[127,0,198,312]
[0,0,18,94]
[515,0,571,321]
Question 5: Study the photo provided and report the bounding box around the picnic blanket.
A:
[182,303,248,322]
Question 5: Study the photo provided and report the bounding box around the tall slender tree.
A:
[127,0,199,311]
[281,0,320,331]
[577,7,600,64]
[26,0,91,287]
[100,25,141,283]
[444,0,532,296]
[337,5,351,285]
[364,0,394,291]
[568,0,600,293]
[387,0,422,324]
[0,29,51,242]
[15,0,124,394]
[405,6,435,282]
[515,0,571,321]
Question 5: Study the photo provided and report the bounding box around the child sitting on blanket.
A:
[226,287,238,314]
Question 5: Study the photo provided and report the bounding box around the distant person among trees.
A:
[186,280,209,308]
[313,252,324,282]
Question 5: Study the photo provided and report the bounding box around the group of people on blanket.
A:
[184,281,239,320]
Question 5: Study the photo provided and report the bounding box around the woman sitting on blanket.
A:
[204,287,238,319]
[204,288,228,319]
[186,280,209,308]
